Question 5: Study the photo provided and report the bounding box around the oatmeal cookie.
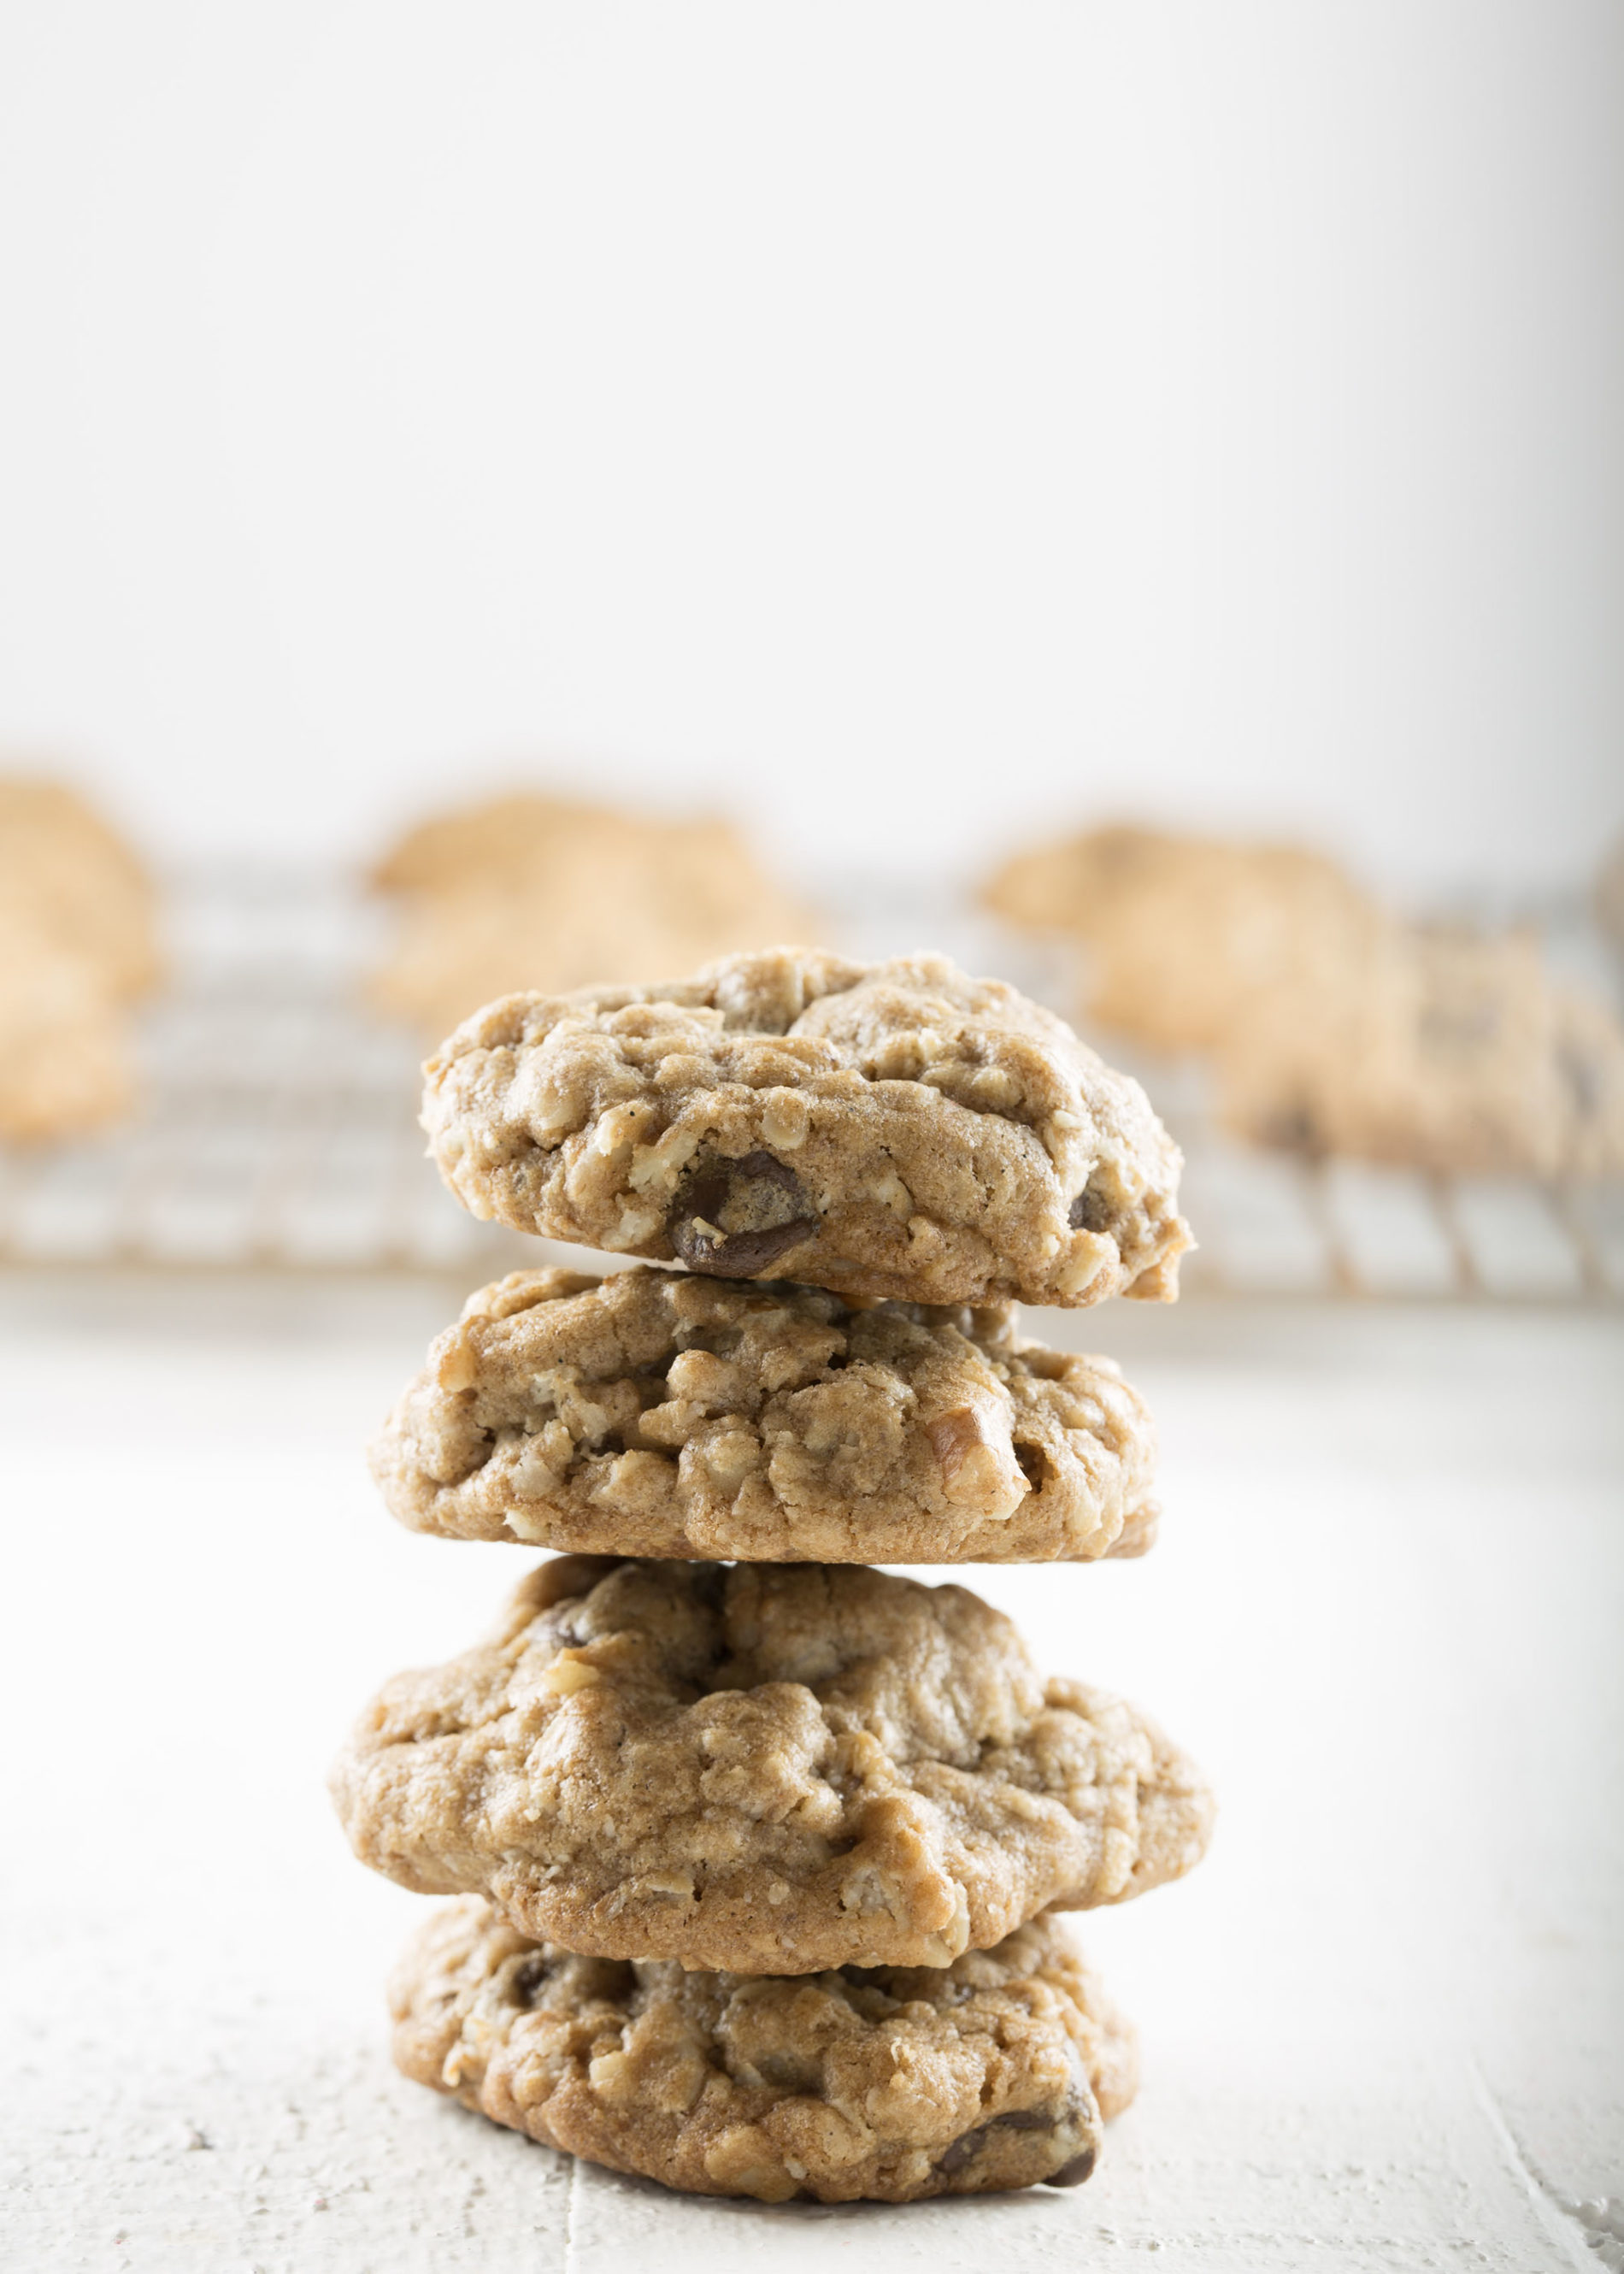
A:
[372,1266,1158,1564]
[391,1895,1134,2202]
[421,949,1190,1307]
[1221,925,1624,1177]
[1595,833,1624,954]
[986,824,1380,1056]
[0,915,137,1141]
[371,793,815,1037]
[331,1558,1213,1974]
[0,776,162,1000]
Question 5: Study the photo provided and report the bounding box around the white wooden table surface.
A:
[1,1276,1619,2274]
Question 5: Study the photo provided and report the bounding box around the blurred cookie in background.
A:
[369,790,818,1038]
[0,777,161,1141]
[0,914,137,1142]
[984,823,1381,1056]
[0,778,162,1002]
[1217,924,1624,1180]
[1596,831,1624,956]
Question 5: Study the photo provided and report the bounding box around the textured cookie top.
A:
[422,949,1190,1309]
[331,1558,1213,1975]
[391,1895,1134,2204]
[372,1266,1159,1564]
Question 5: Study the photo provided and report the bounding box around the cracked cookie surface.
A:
[331,1558,1213,1975]
[391,1895,1135,2203]
[421,948,1190,1309]
[372,1266,1159,1564]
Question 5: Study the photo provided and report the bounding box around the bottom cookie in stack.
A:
[390,1895,1136,2204]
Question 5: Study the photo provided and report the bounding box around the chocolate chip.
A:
[673,1217,818,1278]
[1014,1441,1046,1493]
[934,2104,1063,2175]
[509,1955,553,2004]
[1044,2144,1097,2188]
[935,2127,988,2177]
[1068,1184,1111,1233]
[669,1153,818,1281]
[732,1150,808,1197]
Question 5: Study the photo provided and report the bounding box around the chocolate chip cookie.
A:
[421,949,1190,1308]
[372,1266,1158,1564]
[391,1895,1135,2202]
[1220,924,1624,1177]
[371,793,815,1038]
[0,776,162,1002]
[986,823,1380,1057]
[331,1557,1213,1975]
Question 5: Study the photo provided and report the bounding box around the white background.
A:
[1,0,1621,899]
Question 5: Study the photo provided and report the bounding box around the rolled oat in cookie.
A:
[372,1265,1159,1564]
[391,1894,1135,2203]
[331,1558,1213,1975]
[421,947,1190,1309]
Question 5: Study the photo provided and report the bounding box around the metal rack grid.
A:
[1,869,1619,1300]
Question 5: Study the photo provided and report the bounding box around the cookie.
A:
[1553,986,1624,1178]
[372,1266,1158,1564]
[331,1557,1213,1975]
[1595,832,1624,954]
[370,793,815,1037]
[390,1895,1135,2203]
[1220,925,1624,1178]
[421,948,1191,1308]
[0,776,162,1001]
[373,792,607,893]
[986,823,1190,934]
[0,916,137,1142]
[986,825,1379,1057]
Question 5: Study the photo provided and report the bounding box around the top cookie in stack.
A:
[422,946,1191,1308]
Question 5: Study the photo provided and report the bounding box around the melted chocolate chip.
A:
[673,1217,818,1278]
[669,1152,818,1280]
[732,1150,808,1197]
[509,1955,554,2004]
[1015,1440,1046,1493]
[1044,2143,1097,2188]
[934,2103,1065,2176]
[1068,1183,1114,1233]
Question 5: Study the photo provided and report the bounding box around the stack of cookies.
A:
[332,948,1214,2206]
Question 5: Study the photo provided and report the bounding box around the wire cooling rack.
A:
[1,868,1619,1301]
